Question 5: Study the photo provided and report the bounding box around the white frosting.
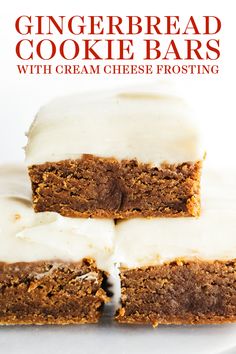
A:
[25,87,202,166]
[0,165,31,200]
[0,165,115,272]
[115,167,236,268]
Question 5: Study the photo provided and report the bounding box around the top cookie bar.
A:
[26,88,203,218]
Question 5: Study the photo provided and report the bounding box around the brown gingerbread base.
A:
[29,155,201,219]
[0,258,109,325]
[116,260,236,326]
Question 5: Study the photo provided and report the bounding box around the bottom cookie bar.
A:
[0,165,114,325]
[115,167,236,326]
[0,258,109,325]
[116,260,236,326]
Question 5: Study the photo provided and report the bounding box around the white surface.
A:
[0,307,236,354]
[0,165,114,271]
[25,87,202,165]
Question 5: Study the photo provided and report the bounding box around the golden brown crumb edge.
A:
[116,260,236,326]
[28,155,202,219]
[0,258,110,325]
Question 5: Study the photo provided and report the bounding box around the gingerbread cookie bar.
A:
[115,170,236,326]
[0,165,114,325]
[26,89,203,218]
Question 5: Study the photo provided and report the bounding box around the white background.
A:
[0,0,235,167]
[0,1,236,354]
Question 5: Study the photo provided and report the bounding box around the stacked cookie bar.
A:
[1,88,235,326]
[26,91,202,218]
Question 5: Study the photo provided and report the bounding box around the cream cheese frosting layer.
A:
[0,165,114,272]
[25,87,202,166]
[115,168,236,268]
[0,165,31,200]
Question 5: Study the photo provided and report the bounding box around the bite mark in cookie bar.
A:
[0,258,109,325]
[29,155,201,218]
[116,260,236,326]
